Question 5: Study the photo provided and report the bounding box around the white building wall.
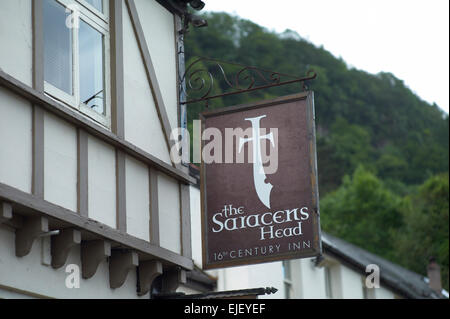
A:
[135,0,179,131]
[0,0,189,300]
[249,262,285,299]
[0,226,148,299]
[44,112,78,212]
[339,265,364,299]
[210,262,285,299]
[329,263,343,298]
[0,88,32,193]
[87,135,117,229]
[0,0,33,87]
[122,3,172,166]
[214,267,250,293]
[158,173,181,254]
[125,155,150,241]
[294,258,327,299]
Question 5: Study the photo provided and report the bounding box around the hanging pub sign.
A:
[200,92,322,270]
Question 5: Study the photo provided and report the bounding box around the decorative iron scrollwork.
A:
[180,56,317,105]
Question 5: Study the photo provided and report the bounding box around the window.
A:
[43,0,110,127]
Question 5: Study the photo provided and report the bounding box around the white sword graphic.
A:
[239,115,275,209]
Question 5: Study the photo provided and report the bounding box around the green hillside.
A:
[184,12,449,290]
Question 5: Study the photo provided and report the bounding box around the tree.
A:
[320,166,403,259]
[394,173,449,290]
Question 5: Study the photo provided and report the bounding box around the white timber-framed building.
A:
[0,0,204,299]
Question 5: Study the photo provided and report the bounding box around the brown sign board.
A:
[200,92,322,270]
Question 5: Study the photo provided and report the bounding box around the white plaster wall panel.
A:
[189,186,202,266]
[157,173,181,254]
[0,226,148,299]
[122,5,172,165]
[330,264,343,298]
[87,135,117,228]
[248,262,285,299]
[215,263,284,299]
[290,259,303,298]
[0,87,32,193]
[339,265,364,299]
[298,258,327,298]
[43,112,77,211]
[215,267,250,292]
[374,285,395,299]
[134,0,178,130]
[0,0,33,86]
[125,155,150,241]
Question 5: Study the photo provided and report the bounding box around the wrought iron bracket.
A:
[180,56,317,106]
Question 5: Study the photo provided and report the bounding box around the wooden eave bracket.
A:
[81,240,112,279]
[0,202,13,223]
[162,267,187,293]
[138,260,163,296]
[109,250,139,289]
[0,202,23,229]
[51,228,81,269]
[15,215,49,257]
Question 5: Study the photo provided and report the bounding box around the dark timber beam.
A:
[0,182,194,270]
[32,0,45,198]
[116,150,127,232]
[32,107,45,198]
[77,129,89,217]
[110,0,125,139]
[149,168,160,246]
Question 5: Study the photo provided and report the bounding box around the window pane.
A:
[44,0,73,95]
[79,20,104,115]
[84,0,103,13]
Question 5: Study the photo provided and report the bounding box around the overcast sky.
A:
[204,0,449,114]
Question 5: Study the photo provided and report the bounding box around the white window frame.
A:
[77,0,109,22]
[44,0,111,128]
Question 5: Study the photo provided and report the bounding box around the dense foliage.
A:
[184,12,449,290]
